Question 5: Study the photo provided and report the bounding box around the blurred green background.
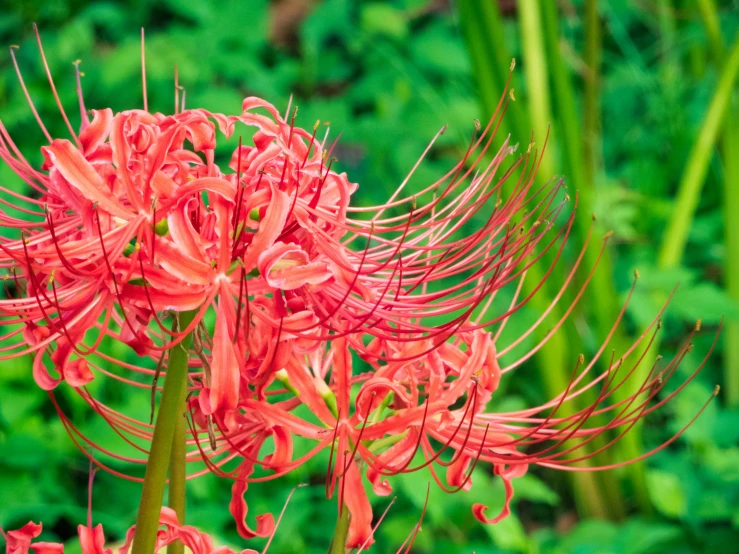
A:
[1,0,738,552]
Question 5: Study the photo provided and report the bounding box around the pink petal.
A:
[167,198,210,262]
[5,522,43,554]
[241,185,289,272]
[206,302,239,415]
[64,359,94,388]
[344,462,373,549]
[77,524,108,554]
[257,242,331,290]
[229,456,275,540]
[79,109,113,156]
[472,463,528,524]
[33,349,61,391]
[29,543,65,554]
[42,140,129,219]
[155,239,212,285]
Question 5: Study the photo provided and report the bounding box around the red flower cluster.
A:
[2,509,257,554]
[0,29,718,550]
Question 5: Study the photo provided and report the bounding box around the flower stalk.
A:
[328,508,350,554]
[168,393,189,554]
[132,310,197,554]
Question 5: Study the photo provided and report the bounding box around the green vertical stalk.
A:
[132,310,197,554]
[695,0,739,405]
[658,35,739,269]
[657,0,679,83]
[328,508,350,554]
[722,103,739,405]
[582,0,602,188]
[695,0,724,58]
[518,0,620,521]
[457,0,526,143]
[539,0,633,517]
[584,0,649,513]
[459,0,611,520]
[168,399,188,554]
[517,0,555,181]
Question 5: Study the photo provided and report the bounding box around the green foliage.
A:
[1,0,738,552]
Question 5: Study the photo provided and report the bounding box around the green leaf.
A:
[647,470,687,518]
[360,4,408,40]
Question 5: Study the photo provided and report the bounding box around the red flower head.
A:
[1,509,260,554]
[0,28,367,421]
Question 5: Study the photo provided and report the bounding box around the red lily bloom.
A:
[0,28,363,423]
[1,508,259,554]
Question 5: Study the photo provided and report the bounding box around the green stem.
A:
[695,0,739,406]
[517,0,619,521]
[328,507,350,554]
[722,104,739,406]
[540,0,631,518]
[658,34,739,268]
[168,395,188,554]
[132,310,197,554]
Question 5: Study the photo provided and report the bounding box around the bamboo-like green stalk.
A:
[132,310,197,554]
[456,0,526,142]
[517,1,555,182]
[695,0,724,58]
[657,35,739,269]
[459,0,612,520]
[695,0,739,406]
[722,104,739,406]
[539,0,636,518]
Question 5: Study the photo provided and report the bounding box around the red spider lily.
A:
[0,27,362,420]
[1,508,260,554]
[0,29,719,552]
[0,467,298,554]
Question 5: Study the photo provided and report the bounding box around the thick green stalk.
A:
[657,35,739,268]
[168,397,188,554]
[722,104,739,405]
[539,0,634,517]
[459,0,611,520]
[132,310,197,554]
[695,0,724,58]
[328,508,350,554]
[517,0,555,181]
[457,0,526,142]
[695,0,739,405]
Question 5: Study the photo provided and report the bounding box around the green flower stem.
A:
[168,394,188,554]
[132,309,197,554]
[328,507,351,554]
